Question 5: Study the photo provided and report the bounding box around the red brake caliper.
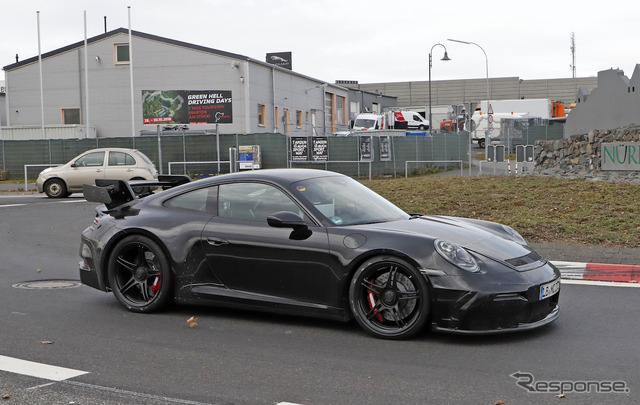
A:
[151,276,161,293]
[367,280,385,322]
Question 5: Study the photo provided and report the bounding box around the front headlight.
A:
[500,224,527,245]
[434,239,480,273]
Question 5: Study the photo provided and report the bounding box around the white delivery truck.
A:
[352,111,429,131]
[387,111,430,130]
[468,99,565,147]
[352,113,385,131]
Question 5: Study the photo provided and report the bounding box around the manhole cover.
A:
[13,280,83,290]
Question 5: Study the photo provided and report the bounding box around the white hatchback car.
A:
[36,148,158,198]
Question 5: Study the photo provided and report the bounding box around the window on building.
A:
[258,104,266,126]
[296,110,302,128]
[372,103,380,114]
[114,43,130,65]
[275,106,279,129]
[306,111,309,121]
[284,108,290,136]
[336,96,345,126]
[62,108,81,125]
[325,92,333,132]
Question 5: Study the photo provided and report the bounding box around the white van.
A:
[389,111,429,130]
[352,113,385,131]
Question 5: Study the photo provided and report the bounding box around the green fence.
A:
[1,132,470,181]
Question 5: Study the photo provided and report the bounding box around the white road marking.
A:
[0,204,26,208]
[55,199,88,204]
[0,355,88,381]
[561,279,640,288]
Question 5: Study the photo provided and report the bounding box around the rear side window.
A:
[108,152,136,166]
[164,186,217,214]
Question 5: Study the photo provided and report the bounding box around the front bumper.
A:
[426,262,561,334]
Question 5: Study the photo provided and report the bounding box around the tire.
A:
[107,235,173,313]
[478,139,486,148]
[418,125,426,130]
[44,178,68,198]
[349,256,430,339]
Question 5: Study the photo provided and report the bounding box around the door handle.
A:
[207,238,228,246]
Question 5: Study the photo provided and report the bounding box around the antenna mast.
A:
[570,32,576,79]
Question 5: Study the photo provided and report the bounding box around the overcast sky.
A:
[1,0,638,85]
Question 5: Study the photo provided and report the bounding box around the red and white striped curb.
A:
[551,261,640,283]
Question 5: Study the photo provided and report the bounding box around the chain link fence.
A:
[1,132,471,181]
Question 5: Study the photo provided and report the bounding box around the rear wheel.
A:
[349,256,430,339]
[44,178,67,198]
[107,235,172,312]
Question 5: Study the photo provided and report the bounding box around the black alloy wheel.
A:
[349,256,430,339]
[107,235,172,312]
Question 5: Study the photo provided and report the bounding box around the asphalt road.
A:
[1,194,639,404]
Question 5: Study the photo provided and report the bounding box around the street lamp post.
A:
[448,39,489,174]
[428,43,451,136]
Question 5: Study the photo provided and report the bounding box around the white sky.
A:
[1,0,638,84]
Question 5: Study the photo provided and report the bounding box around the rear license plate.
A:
[539,278,560,300]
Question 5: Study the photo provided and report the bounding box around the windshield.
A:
[292,176,409,226]
[354,118,376,128]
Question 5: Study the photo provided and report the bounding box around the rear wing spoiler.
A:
[82,175,191,210]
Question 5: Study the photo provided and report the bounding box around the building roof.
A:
[2,27,347,91]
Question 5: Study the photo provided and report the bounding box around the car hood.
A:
[358,215,537,263]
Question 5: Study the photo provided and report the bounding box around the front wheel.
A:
[349,256,430,339]
[44,178,67,198]
[107,235,173,312]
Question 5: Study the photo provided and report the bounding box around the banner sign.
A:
[601,142,640,170]
[360,136,373,161]
[142,90,232,125]
[312,137,328,161]
[266,52,292,70]
[379,135,391,161]
[291,137,309,161]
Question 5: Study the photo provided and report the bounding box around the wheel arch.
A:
[340,249,434,314]
[99,228,175,291]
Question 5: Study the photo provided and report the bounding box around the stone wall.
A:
[534,124,640,183]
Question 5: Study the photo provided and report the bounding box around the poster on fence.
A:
[360,135,373,161]
[312,137,328,161]
[379,135,391,161]
[291,137,309,161]
[142,90,233,125]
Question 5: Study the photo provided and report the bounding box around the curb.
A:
[552,261,640,283]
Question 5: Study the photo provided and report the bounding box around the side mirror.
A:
[267,211,312,240]
[267,211,306,229]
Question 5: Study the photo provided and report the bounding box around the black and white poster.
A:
[360,135,373,161]
[312,137,328,161]
[379,135,391,161]
[291,137,308,161]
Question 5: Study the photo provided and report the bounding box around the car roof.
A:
[208,168,344,184]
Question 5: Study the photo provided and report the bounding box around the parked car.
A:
[80,169,560,339]
[36,148,158,198]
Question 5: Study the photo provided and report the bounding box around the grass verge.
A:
[364,175,640,248]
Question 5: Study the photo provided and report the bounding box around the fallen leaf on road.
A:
[187,316,198,327]
[556,394,566,398]
[2,393,11,399]
[39,340,54,344]
[36,268,41,272]
[495,401,505,405]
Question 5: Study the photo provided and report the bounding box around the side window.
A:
[218,183,303,222]
[108,152,136,166]
[75,152,105,167]
[164,186,217,214]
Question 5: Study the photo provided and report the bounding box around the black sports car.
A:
[79,169,560,339]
